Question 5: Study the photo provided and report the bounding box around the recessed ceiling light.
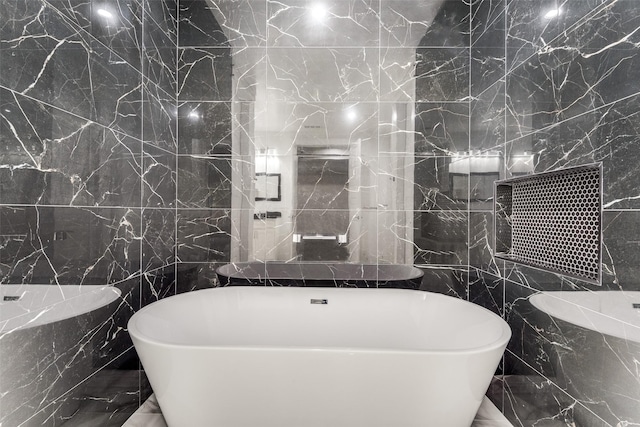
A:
[310,3,328,22]
[543,8,561,19]
[96,8,114,19]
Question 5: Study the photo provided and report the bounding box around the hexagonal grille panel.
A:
[495,164,602,284]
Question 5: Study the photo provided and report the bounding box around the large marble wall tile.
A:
[0,5,94,117]
[297,158,350,209]
[176,209,232,262]
[418,266,467,298]
[382,0,470,48]
[266,47,379,102]
[380,47,421,102]
[146,0,177,42]
[413,156,468,210]
[46,0,144,70]
[178,47,233,101]
[601,211,640,291]
[1,2,144,138]
[469,268,502,316]
[142,209,176,272]
[501,352,588,427]
[141,264,176,307]
[415,47,470,102]
[471,0,504,46]
[469,211,499,272]
[471,1,504,96]
[507,95,640,209]
[177,156,233,208]
[143,83,177,150]
[471,45,504,97]
[470,83,505,150]
[143,145,176,208]
[89,42,143,137]
[180,0,266,48]
[414,102,469,153]
[413,210,468,265]
[175,262,224,292]
[267,0,380,47]
[0,206,142,285]
[506,51,636,142]
[178,102,232,155]
[506,0,608,71]
[143,9,177,95]
[507,1,640,144]
[179,0,230,47]
[1,90,143,207]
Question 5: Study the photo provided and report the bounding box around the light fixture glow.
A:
[310,3,328,22]
[97,8,114,19]
[543,8,561,19]
[188,111,200,120]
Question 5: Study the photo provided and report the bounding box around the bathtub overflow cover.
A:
[310,299,328,305]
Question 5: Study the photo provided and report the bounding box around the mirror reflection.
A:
[176,0,518,265]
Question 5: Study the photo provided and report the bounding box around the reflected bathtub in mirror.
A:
[128,286,511,427]
[0,285,122,427]
[216,262,424,288]
[529,291,640,426]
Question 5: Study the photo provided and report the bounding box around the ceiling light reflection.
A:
[543,8,561,19]
[96,8,115,19]
[310,3,328,23]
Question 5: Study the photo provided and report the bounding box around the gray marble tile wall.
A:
[5,0,640,426]
[470,0,640,426]
[0,0,177,425]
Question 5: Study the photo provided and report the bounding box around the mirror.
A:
[255,173,281,201]
[185,0,476,264]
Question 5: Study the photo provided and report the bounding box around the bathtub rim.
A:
[128,287,511,356]
[529,290,640,343]
[215,262,425,282]
[0,285,122,334]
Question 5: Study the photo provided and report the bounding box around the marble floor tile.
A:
[121,395,513,427]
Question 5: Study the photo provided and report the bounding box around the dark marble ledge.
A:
[504,90,640,145]
[504,349,613,426]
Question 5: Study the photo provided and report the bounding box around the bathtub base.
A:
[142,347,498,427]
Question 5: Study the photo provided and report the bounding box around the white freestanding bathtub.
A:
[128,287,511,427]
[0,285,122,427]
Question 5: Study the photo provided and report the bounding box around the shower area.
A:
[2,0,640,425]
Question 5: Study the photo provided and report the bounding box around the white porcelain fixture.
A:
[529,291,640,343]
[0,285,122,427]
[129,286,511,427]
[0,284,121,333]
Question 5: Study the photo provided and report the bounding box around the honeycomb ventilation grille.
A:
[495,164,602,284]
